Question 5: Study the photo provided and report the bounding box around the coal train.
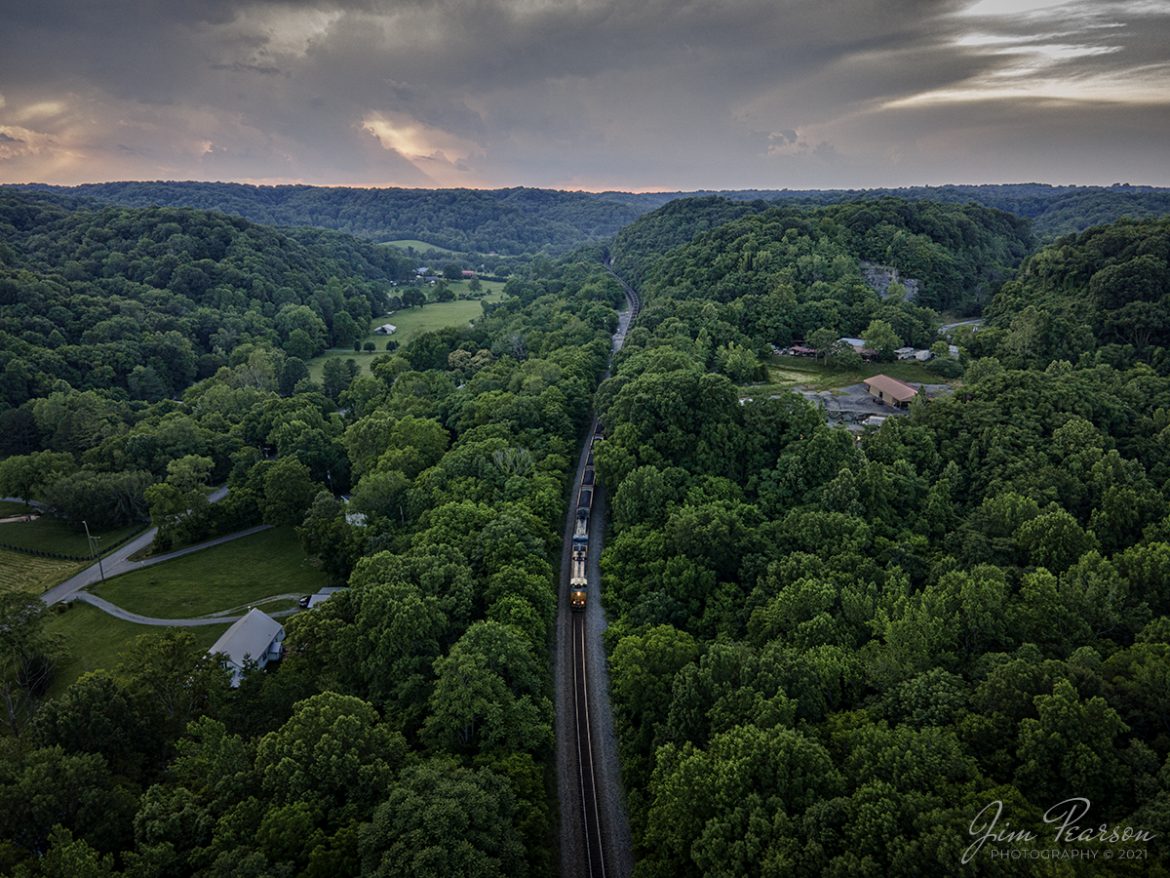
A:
[570,426,603,611]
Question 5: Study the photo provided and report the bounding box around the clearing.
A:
[0,548,85,594]
[380,239,463,257]
[740,354,955,397]
[309,281,505,379]
[0,501,144,557]
[90,527,326,619]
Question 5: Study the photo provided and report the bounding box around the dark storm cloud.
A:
[0,0,1166,188]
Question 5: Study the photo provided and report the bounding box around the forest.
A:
[14,182,1170,264]
[0,190,413,415]
[590,204,1170,875]
[13,184,645,259]
[2,188,1170,876]
[0,201,628,874]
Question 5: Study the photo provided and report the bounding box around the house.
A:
[894,347,916,360]
[208,608,285,687]
[461,269,477,279]
[863,374,919,408]
[374,323,397,335]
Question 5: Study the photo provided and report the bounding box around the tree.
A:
[363,341,376,352]
[863,318,902,361]
[262,456,320,527]
[255,692,406,820]
[807,327,838,361]
[0,451,75,505]
[145,454,214,550]
[279,357,309,396]
[359,759,526,878]
[0,592,61,734]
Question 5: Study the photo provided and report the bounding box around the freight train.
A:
[569,428,603,611]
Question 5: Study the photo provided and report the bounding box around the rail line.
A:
[558,261,639,878]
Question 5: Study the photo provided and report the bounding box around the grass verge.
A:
[91,527,327,619]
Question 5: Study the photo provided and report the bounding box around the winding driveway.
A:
[73,591,300,626]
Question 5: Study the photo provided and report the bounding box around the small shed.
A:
[863,374,919,408]
[894,347,917,360]
[374,323,397,335]
[208,608,285,687]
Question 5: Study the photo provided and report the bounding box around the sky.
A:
[0,0,1168,191]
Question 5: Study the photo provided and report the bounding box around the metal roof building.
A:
[208,608,285,687]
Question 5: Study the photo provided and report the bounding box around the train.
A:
[569,427,603,612]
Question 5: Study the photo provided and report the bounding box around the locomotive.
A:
[569,431,602,611]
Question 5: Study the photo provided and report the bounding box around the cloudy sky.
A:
[1,0,1168,190]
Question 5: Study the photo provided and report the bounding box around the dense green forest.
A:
[15,183,1170,267]
[980,217,1170,373]
[14,184,645,258]
[590,210,1170,875]
[0,222,627,874]
[0,191,413,417]
[607,199,1031,381]
[3,188,1170,875]
[605,183,1170,241]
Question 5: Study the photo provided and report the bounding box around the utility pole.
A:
[82,520,106,583]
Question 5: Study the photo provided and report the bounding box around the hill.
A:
[15,182,645,258]
[982,217,1170,369]
[0,189,410,410]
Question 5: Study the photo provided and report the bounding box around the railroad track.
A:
[558,264,638,878]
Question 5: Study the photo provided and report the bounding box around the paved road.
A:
[73,591,300,626]
[38,485,262,607]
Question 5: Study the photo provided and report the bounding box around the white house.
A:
[208,608,285,687]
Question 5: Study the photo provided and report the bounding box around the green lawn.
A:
[92,527,328,619]
[744,354,957,395]
[308,283,506,380]
[380,239,463,257]
[0,548,85,594]
[0,503,143,557]
[44,603,229,696]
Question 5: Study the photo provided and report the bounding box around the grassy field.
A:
[44,603,230,696]
[0,502,143,557]
[91,527,328,619]
[308,281,506,380]
[380,239,463,257]
[0,548,85,594]
[740,354,955,396]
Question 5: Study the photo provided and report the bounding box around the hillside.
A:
[15,182,645,258]
[0,190,410,409]
[982,217,1170,369]
[605,183,1170,240]
[620,197,1032,317]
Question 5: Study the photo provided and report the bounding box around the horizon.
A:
[12,178,1169,195]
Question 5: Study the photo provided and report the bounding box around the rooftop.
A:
[208,608,283,668]
[863,374,919,403]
